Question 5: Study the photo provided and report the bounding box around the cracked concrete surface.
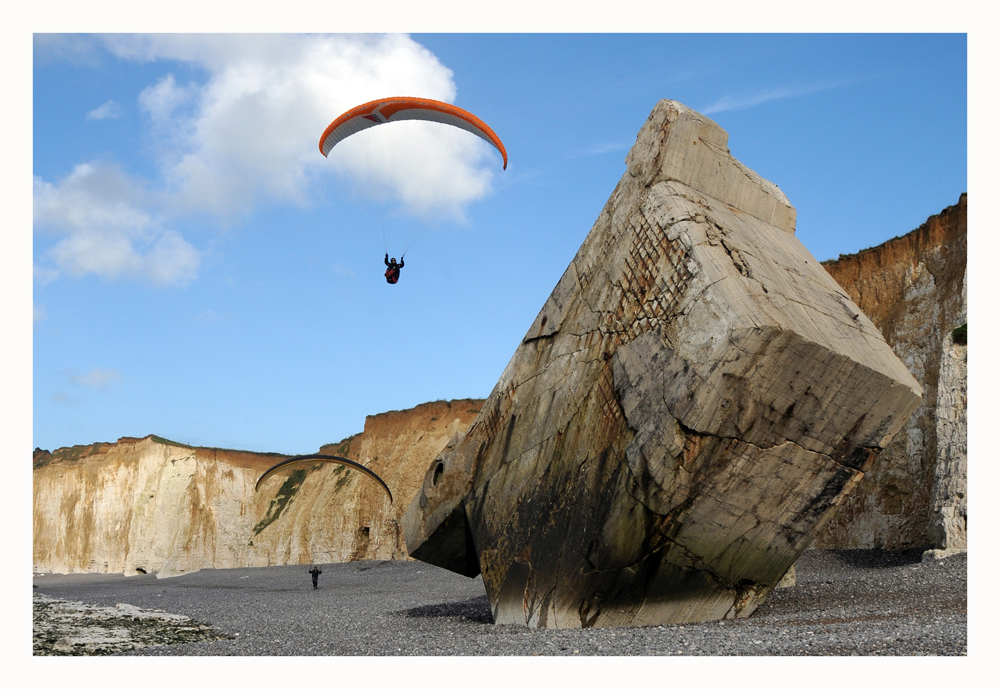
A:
[403,99,922,628]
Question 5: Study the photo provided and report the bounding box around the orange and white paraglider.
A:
[319,96,507,169]
[319,96,507,283]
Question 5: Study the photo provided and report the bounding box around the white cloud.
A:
[87,100,122,120]
[34,303,46,323]
[67,368,122,391]
[331,263,357,279]
[52,391,78,405]
[33,264,59,284]
[34,34,102,66]
[570,141,631,158]
[701,80,852,115]
[196,309,234,324]
[104,33,495,221]
[33,163,200,286]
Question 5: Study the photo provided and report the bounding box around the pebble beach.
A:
[32,548,966,657]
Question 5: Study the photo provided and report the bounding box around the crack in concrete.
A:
[584,529,757,601]
[618,327,885,473]
[669,400,872,473]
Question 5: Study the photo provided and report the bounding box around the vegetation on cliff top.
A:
[33,434,288,471]
[320,434,358,459]
[33,443,111,469]
[149,435,194,448]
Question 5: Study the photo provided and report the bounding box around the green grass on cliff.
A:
[252,469,307,536]
[34,442,112,468]
[149,435,286,458]
[149,435,194,449]
[952,323,967,345]
[321,436,355,458]
[333,464,354,492]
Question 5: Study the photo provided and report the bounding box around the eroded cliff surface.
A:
[814,195,967,550]
[248,399,482,567]
[33,400,482,577]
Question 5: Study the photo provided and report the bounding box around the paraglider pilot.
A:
[309,565,321,589]
[384,253,404,284]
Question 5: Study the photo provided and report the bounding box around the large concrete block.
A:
[403,100,922,627]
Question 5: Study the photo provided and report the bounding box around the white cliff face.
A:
[33,439,270,577]
[925,337,967,557]
[33,401,483,577]
[925,271,967,559]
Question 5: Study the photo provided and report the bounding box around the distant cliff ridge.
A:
[815,194,967,551]
[33,400,482,577]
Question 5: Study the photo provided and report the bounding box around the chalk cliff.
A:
[815,195,967,551]
[33,400,482,577]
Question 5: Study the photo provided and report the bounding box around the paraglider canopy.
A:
[255,454,393,503]
[319,96,508,170]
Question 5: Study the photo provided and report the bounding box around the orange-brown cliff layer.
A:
[823,193,966,334]
[814,193,967,549]
[320,399,483,461]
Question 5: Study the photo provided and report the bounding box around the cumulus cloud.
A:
[107,33,495,222]
[87,100,122,120]
[33,163,200,286]
[67,368,122,391]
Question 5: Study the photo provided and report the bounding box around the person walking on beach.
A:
[309,565,321,589]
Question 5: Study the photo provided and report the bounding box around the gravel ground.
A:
[32,549,966,656]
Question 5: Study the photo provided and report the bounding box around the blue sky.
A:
[31,33,968,455]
